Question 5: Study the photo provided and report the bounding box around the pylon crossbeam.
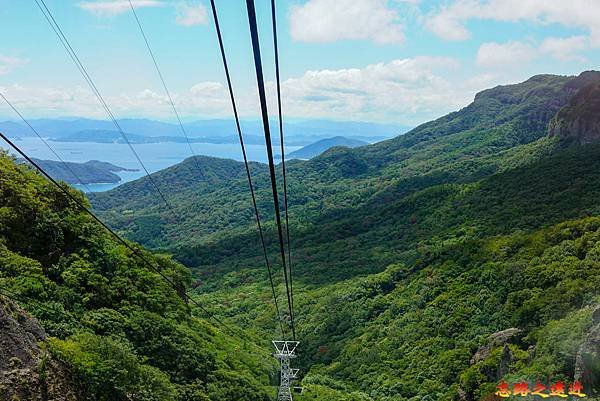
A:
[273,341,300,401]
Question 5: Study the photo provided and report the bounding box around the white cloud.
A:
[424,0,474,41]
[476,35,589,69]
[190,82,224,95]
[0,55,27,75]
[274,57,478,123]
[0,58,486,124]
[539,35,588,61]
[425,0,600,46]
[476,41,535,69]
[290,0,405,45]
[175,2,208,26]
[0,81,230,120]
[78,0,163,16]
[14,52,569,125]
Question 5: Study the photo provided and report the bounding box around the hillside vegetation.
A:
[3,71,600,399]
[0,154,276,400]
[89,71,600,399]
[90,72,600,249]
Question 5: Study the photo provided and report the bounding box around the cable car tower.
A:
[273,341,300,401]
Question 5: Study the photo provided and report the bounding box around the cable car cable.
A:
[270,0,295,325]
[245,0,295,341]
[33,0,176,217]
[208,0,286,338]
[0,132,238,337]
[127,0,205,179]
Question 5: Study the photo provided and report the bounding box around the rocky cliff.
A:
[549,73,600,144]
[0,296,81,401]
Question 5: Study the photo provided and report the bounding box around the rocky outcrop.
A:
[548,77,600,144]
[470,328,521,365]
[0,296,81,401]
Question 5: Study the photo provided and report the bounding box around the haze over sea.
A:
[3,137,300,192]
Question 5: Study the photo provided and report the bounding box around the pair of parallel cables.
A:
[1,0,296,340]
[210,0,297,340]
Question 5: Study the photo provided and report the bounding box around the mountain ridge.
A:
[0,117,405,145]
[88,71,600,400]
[90,72,599,248]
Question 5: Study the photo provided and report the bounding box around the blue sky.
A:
[0,0,598,125]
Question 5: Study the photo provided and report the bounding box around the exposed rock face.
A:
[0,296,81,401]
[461,330,521,401]
[549,75,600,144]
[574,305,600,394]
[470,328,521,365]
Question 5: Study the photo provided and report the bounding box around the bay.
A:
[2,137,300,192]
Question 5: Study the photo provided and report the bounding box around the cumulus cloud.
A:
[0,85,102,118]
[425,0,600,46]
[78,0,163,16]
[175,2,208,26]
[476,41,535,69]
[476,35,589,69]
[0,58,489,124]
[539,35,588,61]
[0,81,230,120]
[290,0,405,45]
[424,0,473,41]
[0,55,27,75]
[12,52,562,125]
[190,82,224,95]
[273,57,481,123]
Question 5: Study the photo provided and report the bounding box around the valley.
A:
[84,71,600,399]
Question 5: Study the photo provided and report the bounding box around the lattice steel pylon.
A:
[273,341,300,401]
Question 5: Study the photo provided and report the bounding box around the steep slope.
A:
[186,140,600,400]
[0,153,275,400]
[549,79,600,143]
[290,216,600,400]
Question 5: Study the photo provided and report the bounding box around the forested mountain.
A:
[88,71,600,400]
[3,71,600,400]
[90,71,600,249]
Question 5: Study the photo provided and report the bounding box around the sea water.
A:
[2,137,300,192]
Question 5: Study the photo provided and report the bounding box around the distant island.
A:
[284,136,368,160]
[49,130,269,146]
[22,158,138,184]
[0,118,406,147]
[48,129,385,147]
